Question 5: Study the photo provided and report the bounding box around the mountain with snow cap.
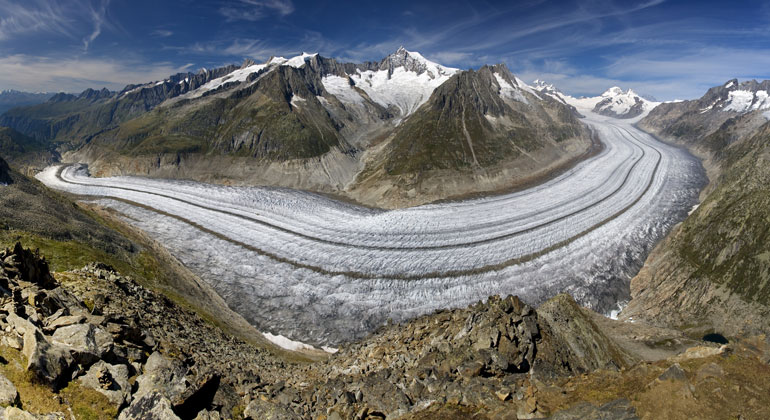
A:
[534,82,660,119]
[591,86,659,119]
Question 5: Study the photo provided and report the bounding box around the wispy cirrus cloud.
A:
[151,29,174,38]
[219,0,295,22]
[82,0,111,52]
[0,0,113,51]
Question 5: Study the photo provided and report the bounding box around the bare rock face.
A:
[535,294,635,377]
[1,243,57,289]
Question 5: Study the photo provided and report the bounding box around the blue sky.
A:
[1,0,769,100]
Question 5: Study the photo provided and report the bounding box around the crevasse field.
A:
[38,112,705,347]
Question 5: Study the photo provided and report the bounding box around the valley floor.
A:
[35,111,705,348]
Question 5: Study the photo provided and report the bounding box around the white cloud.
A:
[151,29,174,38]
[0,0,76,40]
[220,0,295,22]
[0,0,112,50]
[82,0,110,52]
[0,55,192,93]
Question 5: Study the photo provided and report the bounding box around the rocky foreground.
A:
[0,242,768,419]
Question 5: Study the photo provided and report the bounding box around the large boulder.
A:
[244,398,301,420]
[534,294,634,377]
[79,361,131,407]
[7,313,72,386]
[133,352,188,404]
[0,372,19,407]
[51,324,113,365]
[118,391,181,420]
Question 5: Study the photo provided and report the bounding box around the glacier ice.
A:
[37,112,705,346]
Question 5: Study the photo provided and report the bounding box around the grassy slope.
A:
[628,111,770,334]
[674,123,770,305]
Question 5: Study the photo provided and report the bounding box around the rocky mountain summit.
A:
[639,79,770,153]
[0,241,767,419]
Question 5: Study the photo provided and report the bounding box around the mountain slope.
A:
[1,49,593,208]
[639,79,770,155]
[624,80,770,336]
[0,126,58,171]
[349,64,593,206]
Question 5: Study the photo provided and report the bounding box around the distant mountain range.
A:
[0,47,594,208]
[532,81,659,119]
[0,90,52,115]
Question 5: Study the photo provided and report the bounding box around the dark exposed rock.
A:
[546,399,639,420]
[535,294,634,377]
[0,156,12,185]
[2,243,56,289]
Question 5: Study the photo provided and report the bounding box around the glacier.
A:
[37,110,705,346]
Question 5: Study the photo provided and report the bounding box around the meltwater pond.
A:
[38,113,705,347]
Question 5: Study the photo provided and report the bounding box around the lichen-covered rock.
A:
[0,372,19,407]
[80,361,131,406]
[535,294,634,377]
[17,319,72,387]
[51,324,112,365]
[118,391,180,420]
[133,352,188,404]
[244,398,301,420]
[545,399,639,420]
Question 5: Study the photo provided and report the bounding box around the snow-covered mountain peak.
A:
[381,47,458,79]
[693,79,770,115]
[332,47,459,118]
[285,52,318,68]
[533,79,556,90]
[602,86,625,97]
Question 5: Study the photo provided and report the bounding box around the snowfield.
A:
[37,111,704,346]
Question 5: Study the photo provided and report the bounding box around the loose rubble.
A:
[0,242,768,419]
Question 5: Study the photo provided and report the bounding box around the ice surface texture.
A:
[38,114,705,346]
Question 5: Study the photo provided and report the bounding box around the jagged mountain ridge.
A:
[534,82,660,119]
[639,79,770,151]
[1,48,591,208]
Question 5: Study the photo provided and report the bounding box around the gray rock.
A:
[546,398,639,420]
[658,363,687,382]
[51,324,112,365]
[3,407,37,420]
[193,410,221,420]
[134,352,188,404]
[0,372,18,407]
[118,391,181,420]
[244,398,300,420]
[79,361,131,406]
[44,315,86,333]
[18,320,72,386]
